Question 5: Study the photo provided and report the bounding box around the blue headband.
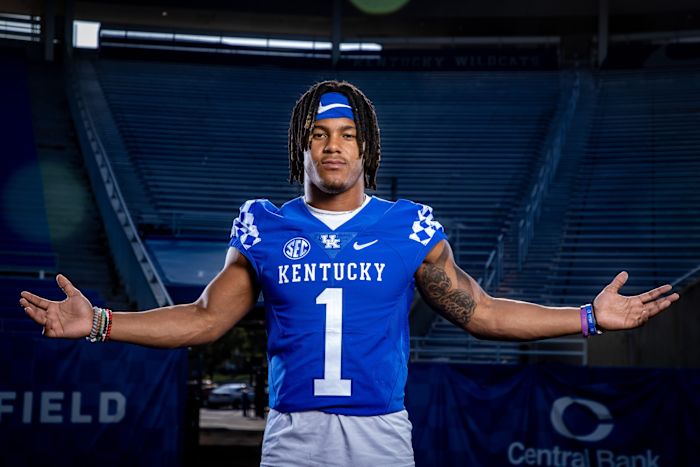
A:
[316,92,354,121]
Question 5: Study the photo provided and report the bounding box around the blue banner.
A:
[406,363,700,467]
[0,335,188,467]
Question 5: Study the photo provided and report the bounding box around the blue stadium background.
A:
[1,1,699,465]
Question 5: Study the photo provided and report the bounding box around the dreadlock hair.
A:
[288,80,381,190]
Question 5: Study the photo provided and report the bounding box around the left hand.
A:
[592,271,680,331]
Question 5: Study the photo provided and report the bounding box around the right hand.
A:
[19,274,94,339]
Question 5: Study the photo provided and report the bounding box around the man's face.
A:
[304,117,364,194]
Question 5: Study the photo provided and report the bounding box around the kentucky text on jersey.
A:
[278,262,386,284]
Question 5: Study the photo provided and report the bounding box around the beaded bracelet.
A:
[86,307,113,343]
[580,304,603,338]
[96,308,105,336]
[98,309,106,337]
[106,308,113,341]
[102,308,113,342]
[88,305,100,339]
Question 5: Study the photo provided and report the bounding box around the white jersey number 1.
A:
[313,287,352,396]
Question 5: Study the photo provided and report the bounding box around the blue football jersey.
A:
[229,196,447,416]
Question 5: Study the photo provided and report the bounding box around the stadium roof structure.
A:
[4,0,700,39]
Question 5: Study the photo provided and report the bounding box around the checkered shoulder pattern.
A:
[230,200,262,250]
[409,204,444,246]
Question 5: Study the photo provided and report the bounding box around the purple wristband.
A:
[580,305,589,338]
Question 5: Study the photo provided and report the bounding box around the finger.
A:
[19,291,50,311]
[638,284,672,304]
[606,271,629,294]
[19,298,48,326]
[638,308,649,325]
[645,293,680,318]
[56,274,79,298]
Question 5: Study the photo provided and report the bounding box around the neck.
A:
[304,182,366,211]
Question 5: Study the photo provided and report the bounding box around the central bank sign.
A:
[507,397,660,467]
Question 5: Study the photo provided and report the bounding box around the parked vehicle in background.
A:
[205,383,248,409]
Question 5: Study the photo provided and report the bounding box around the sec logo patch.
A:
[283,237,311,260]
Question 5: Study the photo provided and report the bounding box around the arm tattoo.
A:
[417,247,476,328]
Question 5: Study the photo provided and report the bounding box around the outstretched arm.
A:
[19,247,258,348]
[414,240,680,340]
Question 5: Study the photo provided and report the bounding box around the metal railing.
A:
[517,71,580,270]
[410,334,587,365]
[449,220,504,293]
[481,234,504,292]
[68,64,173,309]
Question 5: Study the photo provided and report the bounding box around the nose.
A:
[323,133,342,153]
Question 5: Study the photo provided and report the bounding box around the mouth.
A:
[321,159,347,170]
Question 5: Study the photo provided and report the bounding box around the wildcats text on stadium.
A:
[278,262,386,284]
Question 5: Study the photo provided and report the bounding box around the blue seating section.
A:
[545,68,700,304]
[88,59,559,279]
[0,54,110,337]
[70,58,700,366]
[0,54,56,274]
[343,70,559,272]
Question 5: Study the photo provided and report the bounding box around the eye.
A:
[311,132,327,140]
[343,134,357,139]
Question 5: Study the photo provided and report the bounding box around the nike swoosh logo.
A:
[353,240,379,250]
[317,102,352,114]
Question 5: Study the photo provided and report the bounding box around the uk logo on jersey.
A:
[310,232,358,258]
[283,237,311,260]
[320,234,341,249]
